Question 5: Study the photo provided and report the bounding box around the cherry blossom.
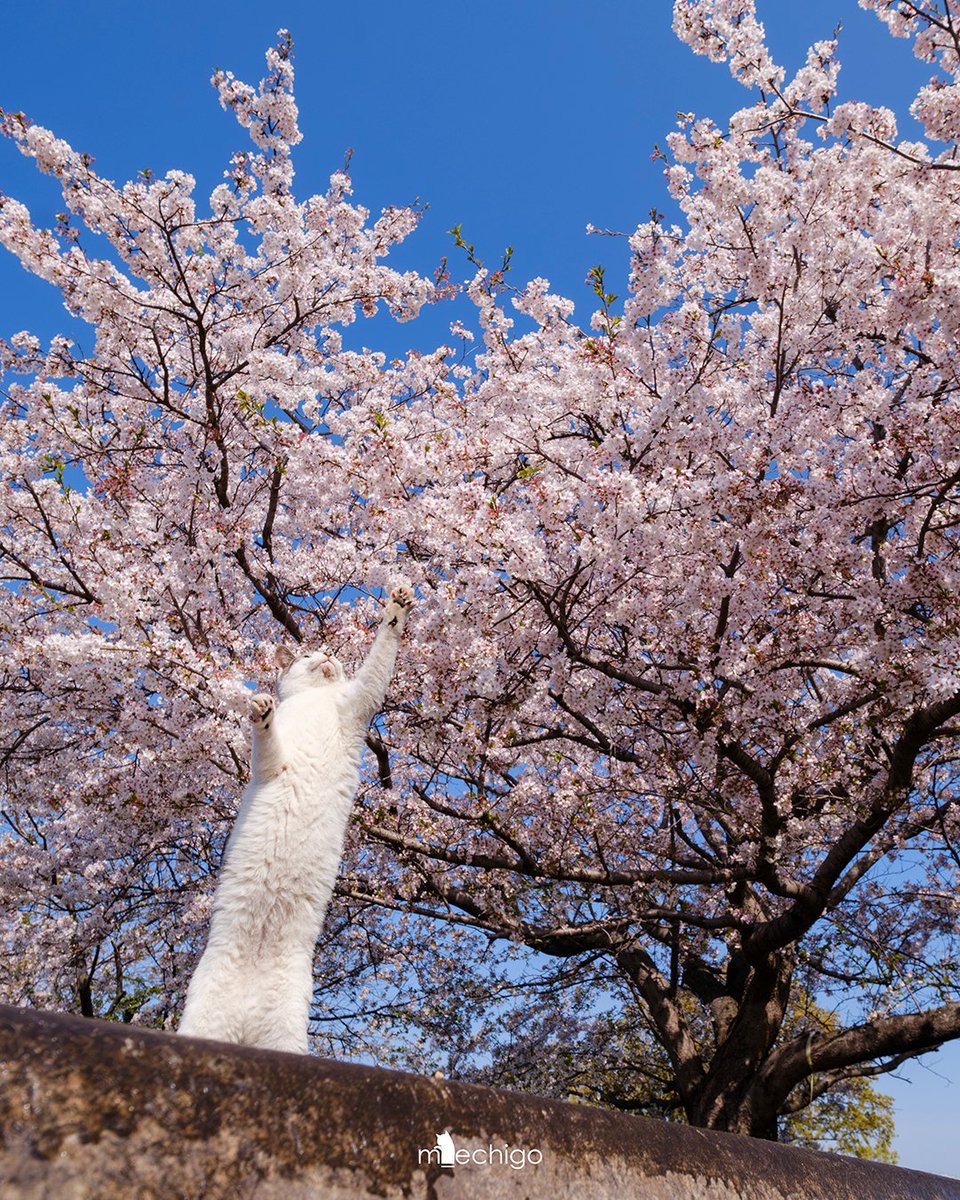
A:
[2,6,960,1142]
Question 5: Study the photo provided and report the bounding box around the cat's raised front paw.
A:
[250,694,275,729]
[384,581,415,628]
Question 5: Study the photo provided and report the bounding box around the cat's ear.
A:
[274,645,297,672]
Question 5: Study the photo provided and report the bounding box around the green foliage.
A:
[781,1076,898,1163]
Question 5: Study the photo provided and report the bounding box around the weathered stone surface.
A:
[0,1003,957,1199]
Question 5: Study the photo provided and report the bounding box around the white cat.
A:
[178,582,414,1053]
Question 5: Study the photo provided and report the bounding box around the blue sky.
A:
[0,0,956,1177]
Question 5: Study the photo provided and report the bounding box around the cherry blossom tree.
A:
[0,31,442,1019]
[3,1,960,1144]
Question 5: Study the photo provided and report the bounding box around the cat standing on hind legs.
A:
[178,582,415,1053]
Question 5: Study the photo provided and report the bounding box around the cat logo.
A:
[418,1131,456,1166]
[436,1131,456,1166]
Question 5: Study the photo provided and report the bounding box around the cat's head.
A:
[274,646,346,698]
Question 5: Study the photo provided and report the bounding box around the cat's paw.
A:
[384,581,415,629]
[250,694,275,730]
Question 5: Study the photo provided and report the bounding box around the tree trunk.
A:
[683,950,795,1139]
[77,975,94,1019]
[687,1073,783,1140]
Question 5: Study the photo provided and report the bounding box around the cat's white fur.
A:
[177,582,414,1053]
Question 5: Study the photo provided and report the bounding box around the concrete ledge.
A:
[0,1004,957,1199]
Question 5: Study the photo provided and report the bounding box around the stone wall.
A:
[0,1003,957,1199]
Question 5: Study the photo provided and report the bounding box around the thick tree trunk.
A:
[688,1081,782,1140]
[681,950,795,1140]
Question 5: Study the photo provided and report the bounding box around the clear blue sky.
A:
[0,0,956,1177]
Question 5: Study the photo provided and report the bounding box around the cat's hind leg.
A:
[178,962,248,1046]
[243,956,313,1054]
[249,1011,310,1055]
